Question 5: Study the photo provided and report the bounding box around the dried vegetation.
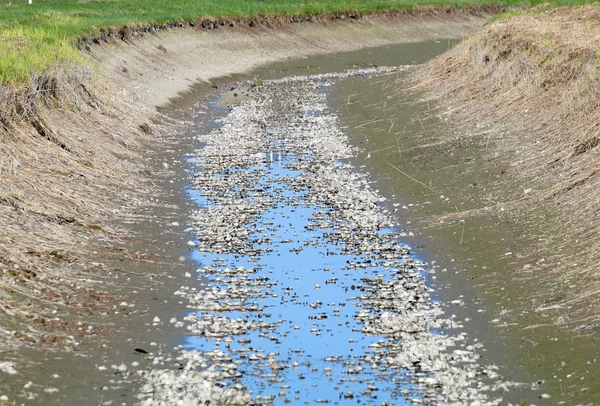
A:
[0,65,154,349]
[418,6,600,329]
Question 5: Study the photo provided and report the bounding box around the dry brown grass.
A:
[0,65,155,348]
[417,6,600,329]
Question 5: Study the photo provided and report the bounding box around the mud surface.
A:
[99,14,486,108]
[333,69,600,404]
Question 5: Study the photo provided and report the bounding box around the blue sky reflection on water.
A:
[182,153,418,404]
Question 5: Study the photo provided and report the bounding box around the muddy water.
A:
[137,67,512,405]
[332,71,600,404]
[1,39,596,405]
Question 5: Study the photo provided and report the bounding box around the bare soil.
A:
[93,13,487,107]
[0,67,157,349]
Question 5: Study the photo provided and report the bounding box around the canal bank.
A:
[333,60,600,404]
[1,10,598,406]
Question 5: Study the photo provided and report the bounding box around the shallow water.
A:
[182,134,419,403]
[134,66,514,405]
[4,39,597,405]
[184,162,410,404]
[332,68,600,404]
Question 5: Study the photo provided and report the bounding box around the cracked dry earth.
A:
[137,69,512,405]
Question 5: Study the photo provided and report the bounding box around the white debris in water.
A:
[137,68,515,405]
[138,351,253,406]
[43,387,59,393]
[0,362,17,375]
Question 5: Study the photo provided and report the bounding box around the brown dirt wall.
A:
[0,65,157,349]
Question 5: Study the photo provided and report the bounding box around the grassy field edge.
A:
[0,1,511,87]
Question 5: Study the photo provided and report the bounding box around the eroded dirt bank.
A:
[0,67,157,350]
[93,13,487,107]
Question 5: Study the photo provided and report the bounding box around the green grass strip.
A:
[0,0,585,86]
